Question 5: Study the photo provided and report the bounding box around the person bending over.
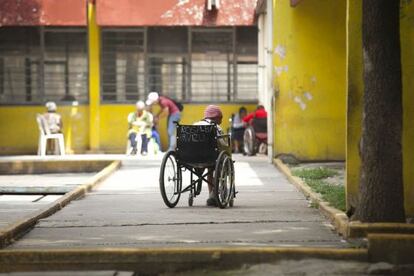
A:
[146,92,181,152]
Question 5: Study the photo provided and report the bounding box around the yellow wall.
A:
[0,104,256,154]
[0,105,89,154]
[273,0,347,160]
[346,0,414,216]
[99,103,257,153]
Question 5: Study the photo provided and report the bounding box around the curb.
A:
[0,160,114,175]
[349,222,414,238]
[274,158,350,237]
[0,160,121,249]
[274,159,414,240]
[0,247,368,273]
[368,233,414,264]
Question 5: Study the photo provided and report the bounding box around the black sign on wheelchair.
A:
[159,122,236,209]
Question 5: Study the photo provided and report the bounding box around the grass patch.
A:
[305,179,346,211]
[292,167,337,180]
[292,167,345,211]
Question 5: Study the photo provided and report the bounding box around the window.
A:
[147,28,188,100]
[191,28,234,102]
[0,28,40,103]
[236,27,258,101]
[44,29,88,102]
[101,29,145,102]
[100,27,258,103]
[0,27,87,104]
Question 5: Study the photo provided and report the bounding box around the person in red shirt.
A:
[242,105,268,125]
[146,92,181,151]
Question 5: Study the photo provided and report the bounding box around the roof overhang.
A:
[96,0,258,26]
[0,0,87,27]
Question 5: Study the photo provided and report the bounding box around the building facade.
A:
[0,0,259,153]
[271,0,414,217]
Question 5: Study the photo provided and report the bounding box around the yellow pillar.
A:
[401,2,414,216]
[346,0,414,216]
[345,0,363,211]
[88,1,101,151]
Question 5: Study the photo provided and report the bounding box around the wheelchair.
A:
[243,117,268,156]
[159,123,236,209]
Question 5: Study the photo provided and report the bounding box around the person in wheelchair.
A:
[194,105,231,206]
[127,101,153,155]
[242,105,267,126]
[242,105,268,155]
[159,105,236,209]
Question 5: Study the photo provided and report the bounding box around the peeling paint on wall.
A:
[303,92,313,100]
[294,96,307,110]
[288,75,317,111]
[274,44,287,60]
[275,65,289,76]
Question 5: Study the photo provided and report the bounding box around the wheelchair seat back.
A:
[176,124,219,167]
[252,117,267,134]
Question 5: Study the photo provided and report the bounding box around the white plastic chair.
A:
[36,114,65,156]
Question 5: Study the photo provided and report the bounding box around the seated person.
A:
[230,106,247,153]
[242,104,268,133]
[43,101,63,154]
[127,101,153,155]
[242,105,267,125]
[43,101,62,134]
[194,105,231,207]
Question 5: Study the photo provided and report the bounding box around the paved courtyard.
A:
[7,155,346,249]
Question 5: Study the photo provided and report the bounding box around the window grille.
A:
[101,29,145,102]
[0,28,40,104]
[44,30,88,102]
[147,27,188,101]
[147,56,187,100]
[191,29,234,102]
[236,27,258,101]
[0,27,87,104]
[100,26,258,103]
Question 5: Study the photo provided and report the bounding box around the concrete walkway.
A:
[0,173,94,231]
[8,155,346,249]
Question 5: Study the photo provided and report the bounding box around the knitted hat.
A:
[204,105,222,119]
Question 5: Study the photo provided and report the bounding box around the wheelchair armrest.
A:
[217,134,231,147]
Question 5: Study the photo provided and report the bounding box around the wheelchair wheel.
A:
[188,192,194,207]
[258,142,268,155]
[228,161,235,208]
[214,151,235,209]
[243,126,257,156]
[159,151,181,208]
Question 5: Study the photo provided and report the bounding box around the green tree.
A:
[356,0,405,222]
